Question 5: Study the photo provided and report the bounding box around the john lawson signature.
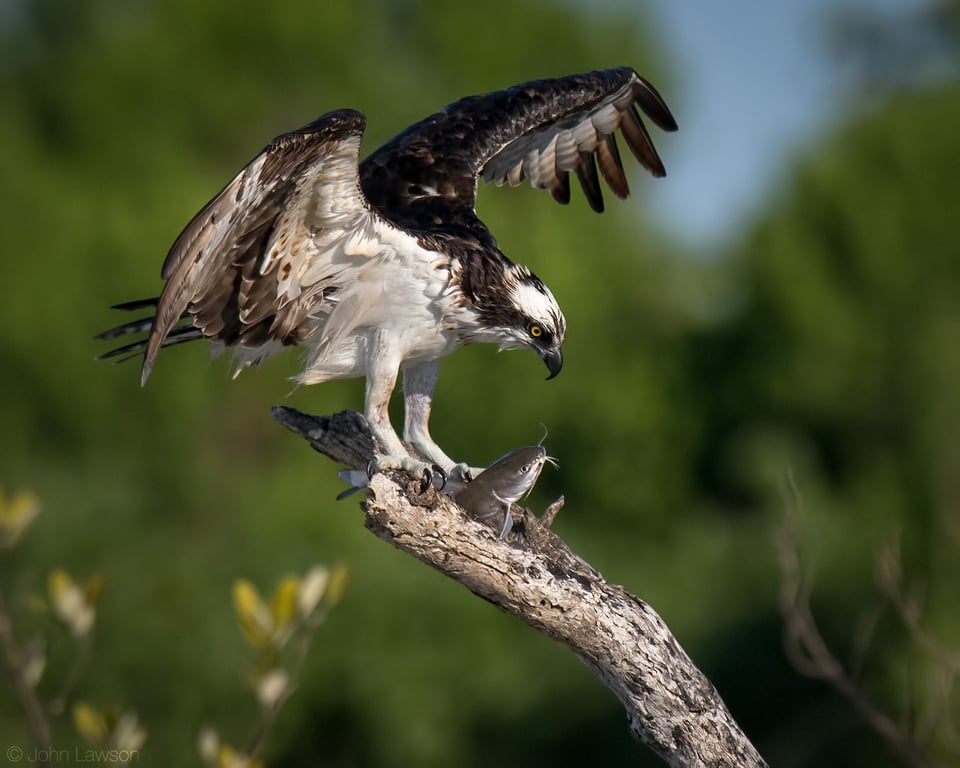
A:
[6,745,141,764]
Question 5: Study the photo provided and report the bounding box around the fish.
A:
[453,446,549,538]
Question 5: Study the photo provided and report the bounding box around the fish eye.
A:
[520,463,531,473]
[529,325,543,338]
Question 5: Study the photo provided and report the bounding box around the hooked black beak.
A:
[543,347,563,380]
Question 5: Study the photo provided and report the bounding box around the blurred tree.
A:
[684,46,960,768]
[0,1,681,766]
[827,0,960,93]
[3,0,958,765]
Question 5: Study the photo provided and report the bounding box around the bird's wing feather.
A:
[140,109,382,384]
[360,67,677,216]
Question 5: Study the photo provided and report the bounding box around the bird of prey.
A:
[99,67,676,483]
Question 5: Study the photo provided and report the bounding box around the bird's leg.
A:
[402,359,478,482]
[364,336,443,487]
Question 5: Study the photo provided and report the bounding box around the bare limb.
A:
[774,485,939,768]
[273,406,766,768]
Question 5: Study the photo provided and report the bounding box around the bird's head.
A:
[493,267,566,379]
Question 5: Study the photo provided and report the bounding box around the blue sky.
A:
[639,0,932,248]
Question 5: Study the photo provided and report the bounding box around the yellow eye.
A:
[529,325,543,338]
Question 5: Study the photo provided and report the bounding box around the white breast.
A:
[295,218,462,385]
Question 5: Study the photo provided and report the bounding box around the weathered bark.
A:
[273,406,767,768]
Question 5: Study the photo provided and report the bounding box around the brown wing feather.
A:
[619,104,666,178]
[548,170,571,205]
[140,110,367,385]
[596,133,629,199]
[574,150,604,213]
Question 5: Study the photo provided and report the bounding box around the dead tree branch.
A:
[273,406,766,768]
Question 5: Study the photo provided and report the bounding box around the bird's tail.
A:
[95,298,202,372]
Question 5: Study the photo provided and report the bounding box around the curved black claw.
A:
[366,458,379,480]
[418,464,447,493]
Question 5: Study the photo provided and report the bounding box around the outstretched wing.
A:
[106,109,379,385]
[360,67,677,216]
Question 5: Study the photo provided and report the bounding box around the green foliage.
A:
[687,81,960,766]
[2,0,959,765]
[198,565,346,768]
[73,701,147,765]
[0,488,146,766]
[709,81,960,541]
[0,488,347,766]
[0,489,40,549]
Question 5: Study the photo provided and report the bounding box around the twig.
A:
[47,633,92,717]
[273,406,767,768]
[774,484,939,768]
[875,538,960,675]
[246,618,316,759]
[0,586,53,767]
[874,537,960,752]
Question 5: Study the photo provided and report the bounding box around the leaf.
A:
[216,743,263,768]
[22,639,46,688]
[269,576,300,634]
[24,654,46,688]
[197,727,220,765]
[324,563,349,608]
[74,701,109,745]
[84,574,107,607]
[49,570,96,638]
[0,489,40,548]
[110,711,147,753]
[48,569,73,603]
[255,667,289,710]
[296,566,329,619]
[232,579,271,649]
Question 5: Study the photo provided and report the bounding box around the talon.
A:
[419,464,443,493]
[452,463,481,483]
[369,453,454,491]
[415,464,446,493]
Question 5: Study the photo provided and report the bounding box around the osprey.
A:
[99,67,676,482]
